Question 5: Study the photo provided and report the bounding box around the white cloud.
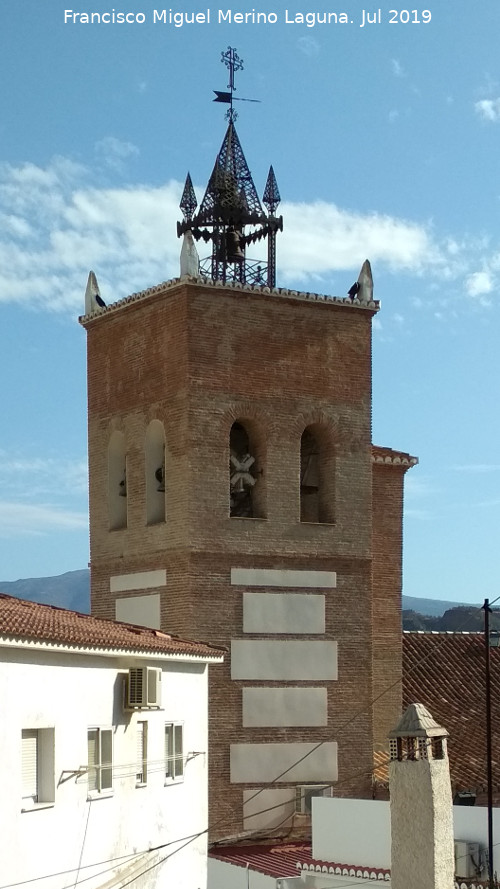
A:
[0,153,498,312]
[475,98,500,122]
[0,502,88,538]
[0,453,88,499]
[0,451,88,541]
[94,137,140,173]
[279,201,443,281]
[465,270,493,298]
[391,59,405,78]
[297,36,320,57]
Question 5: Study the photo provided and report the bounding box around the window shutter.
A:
[22,730,38,801]
[87,729,98,792]
[136,723,146,784]
[165,724,173,779]
[100,729,113,790]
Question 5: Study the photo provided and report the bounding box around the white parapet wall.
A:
[312,797,500,875]
[312,797,391,869]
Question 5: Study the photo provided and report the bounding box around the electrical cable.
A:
[73,798,92,889]
[5,599,495,889]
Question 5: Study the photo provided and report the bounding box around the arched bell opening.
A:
[146,420,166,525]
[229,420,266,519]
[300,425,335,524]
[108,431,127,530]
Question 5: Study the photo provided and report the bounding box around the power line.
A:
[5,599,494,889]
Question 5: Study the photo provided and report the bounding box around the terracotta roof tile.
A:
[0,593,225,660]
[209,843,391,882]
[402,632,500,792]
[371,444,418,467]
[210,843,308,877]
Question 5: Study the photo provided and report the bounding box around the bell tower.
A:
[81,49,416,840]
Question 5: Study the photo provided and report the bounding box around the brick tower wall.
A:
[371,460,409,756]
[83,280,385,838]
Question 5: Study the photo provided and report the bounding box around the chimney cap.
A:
[389,703,448,739]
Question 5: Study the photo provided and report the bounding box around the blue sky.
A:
[0,1,499,604]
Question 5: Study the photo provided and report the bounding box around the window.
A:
[165,723,183,782]
[295,784,332,814]
[136,721,148,786]
[21,728,55,809]
[87,728,113,794]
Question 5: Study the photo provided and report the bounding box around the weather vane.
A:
[213,46,260,121]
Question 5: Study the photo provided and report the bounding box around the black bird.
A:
[347,281,360,300]
[95,292,106,308]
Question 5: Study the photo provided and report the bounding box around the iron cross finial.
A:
[214,48,260,121]
[221,46,243,93]
[221,46,243,121]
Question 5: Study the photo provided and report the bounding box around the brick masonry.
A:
[81,279,415,839]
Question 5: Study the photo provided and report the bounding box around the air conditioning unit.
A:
[295,784,332,815]
[125,667,162,709]
[454,841,483,879]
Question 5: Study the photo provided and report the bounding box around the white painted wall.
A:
[242,593,325,634]
[453,805,500,875]
[115,592,161,628]
[231,641,337,680]
[313,796,500,876]
[231,742,337,783]
[230,568,336,588]
[312,798,391,868]
[208,858,276,889]
[0,645,210,889]
[242,788,296,830]
[242,688,328,727]
[110,569,167,592]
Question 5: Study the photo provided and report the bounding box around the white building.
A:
[0,592,224,889]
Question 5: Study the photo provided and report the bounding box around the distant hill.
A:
[0,569,90,613]
[402,595,467,617]
[0,571,488,631]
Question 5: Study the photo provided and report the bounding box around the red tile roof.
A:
[403,631,500,792]
[372,444,418,467]
[209,843,391,882]
[210,843,309,877]
[0,593,225,660]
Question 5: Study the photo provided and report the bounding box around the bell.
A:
[226,228,244,263]
[155,465,165,493]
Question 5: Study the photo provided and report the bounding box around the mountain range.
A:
[0,569,491,631]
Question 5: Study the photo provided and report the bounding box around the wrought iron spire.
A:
[263,166,281,288]
[263,166,281,215]
[179,172,197,222]
[177,48,283,288]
